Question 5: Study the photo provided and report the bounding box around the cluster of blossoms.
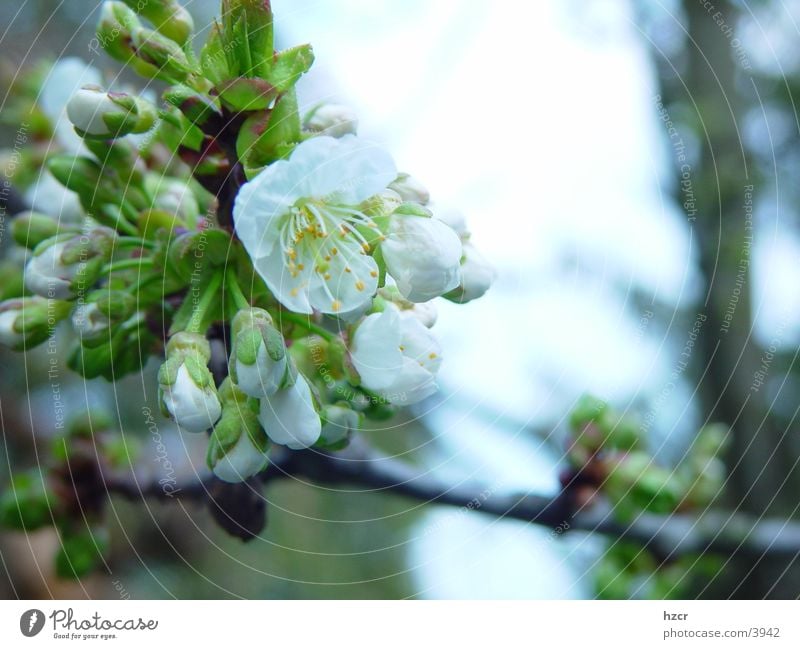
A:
[0,0,495,495]
[160,126,495,481]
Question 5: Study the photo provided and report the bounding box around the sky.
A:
[273,0,702,598]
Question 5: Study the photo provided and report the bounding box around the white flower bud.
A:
[320,405,360,446]
[350,305,442,404]
[0,311,24,348]
[409,301,438,328]
[159,334,221,433]
[149,177,200,225]
[236,343,287,398]
[450,243,496,303]
[389,173,430,205]
[24,230,113,300]
[26,243,70,299]
[212,430,267,483]
[24,172,84,223]
[207,379,268,483]
[381,214,462,302]
[67,85,124,136]
[434,208,469,238]
[258,375,321,449]
[71,303,109,339]
[160,364,222,433]
[304,104,358,137]
[230,308,288,398]
[66,85,156,139]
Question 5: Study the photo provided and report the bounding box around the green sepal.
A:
[164,84,222,128]
[217,77,277,112]
[183,354,212,388]
[130,27,195,84]
[220,0,275,78]
[261,322,285,361]
[167,228,232,281]
[235,328,262,366]
[392,201,432,219]
[157,355,183,386]
[265,44,314,92]
[200,21,230,86]
[239,89,300,169]
[121,0,194,46]
[138,208,182,238]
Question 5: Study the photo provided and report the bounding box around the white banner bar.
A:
[0,600,798,647]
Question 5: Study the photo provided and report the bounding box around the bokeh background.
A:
[2,0,800,598]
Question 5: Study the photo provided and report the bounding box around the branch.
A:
[103,440,800,561]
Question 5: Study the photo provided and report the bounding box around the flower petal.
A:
[258,375,321,449]
[212,432,268,483]
[307,237,379,315]
[385,357,438,404]
[251,248,315,313]
[292,135,397,205]
[40,58,102,153]
[398,312,443,374]
[236,344,287,397]
[382,216,463,302]
[351,308,403,390]
[233,161,297,260]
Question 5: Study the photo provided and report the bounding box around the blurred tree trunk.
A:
[666,0,800,597]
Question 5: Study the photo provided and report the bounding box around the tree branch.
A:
[103,440,800,561]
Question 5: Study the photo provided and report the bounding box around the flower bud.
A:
[67,325,150,381]
[434,208,469,238]
[319,404,361,448]
[303,104,358,137]
[218,0,275,78]
[146,176,200,226]
[0,260,24,301]
[207,379,269,483]
[96,1,142,62]
[569,394,608,432]
[24,171,85,224]
[381,211,463,302]
[24,228,115,301]
[47,155,119,209]
[55,525,109,579]
[230,308,288,398]
[71,290,134,347]
[130,26,194,83]
[444,243,495,304]
[121,0,194,46]
[11,211,63,249]
[0,297,70,350]
[350,304,442,404]
[693,423,730,460]
[167,228,231,281]
[389,173,430,205]
[158,332,222,433]
[604,452,681,515]
[684,457,725,507]
[258,374,321,449]
[379,287,438,327]
[66,85,157,140]
[0,471,54,531]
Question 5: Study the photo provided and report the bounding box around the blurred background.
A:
[2,0,800,598]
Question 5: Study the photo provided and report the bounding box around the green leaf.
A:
[200,22,230,85]
[265,44,314,92]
